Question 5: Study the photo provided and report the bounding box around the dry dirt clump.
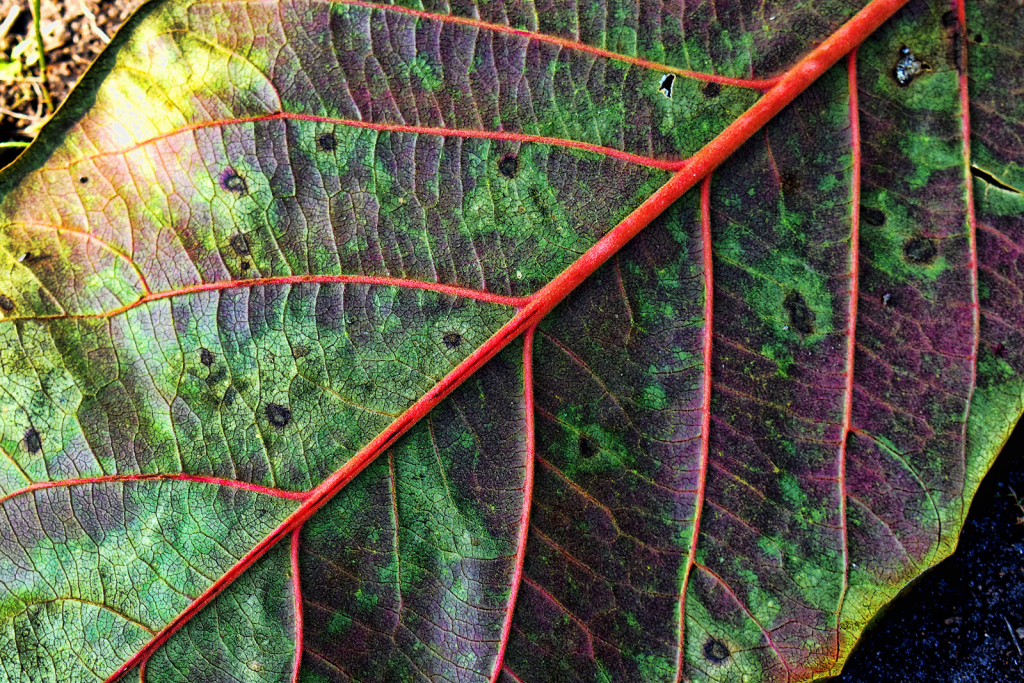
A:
[0,0,143,144]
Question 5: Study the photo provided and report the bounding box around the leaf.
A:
[0,0,1019,681]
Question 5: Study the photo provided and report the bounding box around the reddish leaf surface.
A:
[0,0,1021,681]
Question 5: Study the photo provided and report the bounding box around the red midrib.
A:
[328,0,780,91]
[93,1,911,679]
[955,0,981,524]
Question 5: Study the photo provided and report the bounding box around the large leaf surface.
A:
[0,0,1021,681]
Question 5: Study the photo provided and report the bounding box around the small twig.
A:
[30,0,53,114]
[80,0,110,43]
[0,5,20,41]
[1006,616,1023,657]
[0,103,43,122]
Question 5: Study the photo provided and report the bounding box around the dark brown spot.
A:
[659,73,675,98]
[974,34,983,44]
[941,10,958,28]
[206,366,226,386]
[229,233,250,255]
[780,173,801,195]
[24,428,41,454]
[580,435,599,459]
[903,235,938,265]
[223,386,238,407]
[292,346,309,359]
[498,154,519,179]
[702,81,722,98]
[266,403,292,428]
[317,132,336,152]
[79,176,88,184]
[240,261,251,272]
[861,207,886,227]
[784,290,815,335]
[221,169,247,194]
[199,347,214,366]
[471,536,481,546]
[704,638,730,663]
[0,294,14,312]
[442,331,463,349]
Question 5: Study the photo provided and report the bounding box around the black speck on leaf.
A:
[24,428,41,454]
[442,331,463,349]
[222,386,237,407]
[229,233,250,255]
[0,294,14,312]
[784,290,815,335]
[498,155,519,178]
[974,33,983,43]
[904,235,938,265]
[702,80,721,98]
[199,348,214,367]
[580,436,599,459]
[941,9,958,27]
[221,169,248,194]
[317,132,336,151]
[79,176,88,184]
[240,261,251,271]
[266,403,292,428]
[862,207,886,227]
[781,172,801,194]
[704,639,730,663]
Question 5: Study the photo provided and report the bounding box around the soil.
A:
[0,2,1022,681]
[829,421,1024,683]
[0,0,143,145]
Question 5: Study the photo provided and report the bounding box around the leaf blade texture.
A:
[0,0,1019,681]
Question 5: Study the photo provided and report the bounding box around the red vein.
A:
[693,563,791,678]
[0,473,309,506]
[328,0,780,91]
[68,111,688,172]
[290,528,304,683]
[103,3,911,678]
[674,175,713,683]
[501,666,527,683]
[832,48,860,669]
[4,221,152,295]
[4,274,529,324]
[490,326,536,683]
[955,0,979,524]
